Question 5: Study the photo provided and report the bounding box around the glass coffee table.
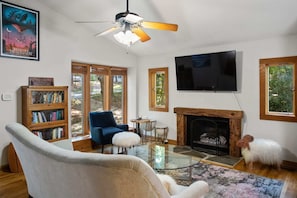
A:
[127,143,201,180]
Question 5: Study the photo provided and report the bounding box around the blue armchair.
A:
[89,111,128,153]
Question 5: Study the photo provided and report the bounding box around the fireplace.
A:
[187,116,230,155]
[174,107,243,157]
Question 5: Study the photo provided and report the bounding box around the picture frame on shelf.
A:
[0,1,39,60]
[29,77,54,86]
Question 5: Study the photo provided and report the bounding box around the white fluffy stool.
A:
[112,132,141,154]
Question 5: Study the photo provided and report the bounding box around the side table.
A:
[130,119,150,137]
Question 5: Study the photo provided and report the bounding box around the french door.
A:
[71,62,127,136]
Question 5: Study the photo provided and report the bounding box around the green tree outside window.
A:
[260,56,297,122]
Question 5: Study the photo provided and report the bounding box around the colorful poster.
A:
[0,1,39,60]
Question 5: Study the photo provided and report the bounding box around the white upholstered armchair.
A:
[6,123,209,198]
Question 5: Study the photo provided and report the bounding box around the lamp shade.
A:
[114,30,140,46]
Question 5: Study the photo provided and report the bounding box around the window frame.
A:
[148,67,169,112]
[259,56,297,122]
[71,62,127,136]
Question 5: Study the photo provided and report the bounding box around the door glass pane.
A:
[90,74,104,112]
[149,67,168,112]
[111,75,123,123]
[71,73,84,136]
[268,64,294,114]
[155,71,166,108]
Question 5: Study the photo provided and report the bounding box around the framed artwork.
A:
[0,1,39,60]
[29,77,54,86]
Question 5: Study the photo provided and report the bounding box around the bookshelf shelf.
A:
[22,86,69,141]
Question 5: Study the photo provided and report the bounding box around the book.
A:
[52,92,57,103]
[41,112,47,122]
[32,112,38,123]
[52,128,57,139]
[37,112,43,123]
[57,127,64,139]
[51,112,57,121]
[47,92,53,103]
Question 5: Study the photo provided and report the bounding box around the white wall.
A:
[0,0,138,166]
[137,34,297,162]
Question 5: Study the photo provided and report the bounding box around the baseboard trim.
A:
[281,160,297,170]
[167,139,177,145]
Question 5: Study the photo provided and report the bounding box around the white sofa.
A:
[6,123,209,198]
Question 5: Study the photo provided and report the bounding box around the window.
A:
[149,67,168,112]
[260,56,297,122]
[71,62,127,136]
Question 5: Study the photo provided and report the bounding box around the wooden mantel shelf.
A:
[174,107,243,119]
[174,107,244,157]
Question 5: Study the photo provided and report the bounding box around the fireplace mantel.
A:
[174,107,243,157]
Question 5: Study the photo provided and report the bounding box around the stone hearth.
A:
[174,107,243,157]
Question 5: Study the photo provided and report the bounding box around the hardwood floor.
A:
[0,167,28,198]
[1,144,297,198]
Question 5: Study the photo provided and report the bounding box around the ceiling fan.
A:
[76,0,178,44]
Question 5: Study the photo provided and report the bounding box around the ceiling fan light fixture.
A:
[114,30,140,46]
[78,0,178,45]
[125,14,143,23]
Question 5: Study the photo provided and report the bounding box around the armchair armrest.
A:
[117,124,129,131]
[90,126,104,144]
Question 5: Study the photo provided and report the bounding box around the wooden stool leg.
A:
[163,127,169,143]
[162,128,166,143]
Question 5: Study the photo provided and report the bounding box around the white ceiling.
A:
[42,0,297,56]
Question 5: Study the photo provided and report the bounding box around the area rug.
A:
[162,162,285,198]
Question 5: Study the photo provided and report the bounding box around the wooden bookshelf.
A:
[22,86,69,141]
[8,86,69,173]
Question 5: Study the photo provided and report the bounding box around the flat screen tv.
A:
[175,50,237,91]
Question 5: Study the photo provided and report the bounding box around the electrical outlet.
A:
[1,93,13,101]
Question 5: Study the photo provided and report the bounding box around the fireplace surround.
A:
[174,107,243,157]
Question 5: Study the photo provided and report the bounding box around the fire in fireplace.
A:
[186,115,230,155]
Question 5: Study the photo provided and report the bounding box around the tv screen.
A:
[175,50,237,91]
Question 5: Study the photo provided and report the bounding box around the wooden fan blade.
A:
[142,21,178,31]
[95,26,120,37]
[132,27,151,42]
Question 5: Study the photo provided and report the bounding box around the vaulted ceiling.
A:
[42,0,297,56]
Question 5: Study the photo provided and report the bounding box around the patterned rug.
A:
[162,162,285,198]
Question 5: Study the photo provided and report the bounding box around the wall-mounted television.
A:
[175,50,237,91]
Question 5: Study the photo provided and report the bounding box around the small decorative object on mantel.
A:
[29,77,54,86]
[0,1,39,60]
